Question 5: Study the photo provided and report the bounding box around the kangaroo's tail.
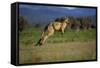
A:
[35,31,45,46]
[35,38,42,46]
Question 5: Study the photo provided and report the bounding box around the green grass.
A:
[19,27,96,64]
[19,27,96,45]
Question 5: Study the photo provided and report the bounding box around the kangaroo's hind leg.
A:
[36,32,54,46]
[42,30,54,45]
[41,23,54,45]
[35,23,54,46]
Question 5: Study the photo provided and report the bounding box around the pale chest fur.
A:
[61,22,67,29]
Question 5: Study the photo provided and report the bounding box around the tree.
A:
[19,16,29,31]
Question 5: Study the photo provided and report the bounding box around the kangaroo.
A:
[35,16,70,46]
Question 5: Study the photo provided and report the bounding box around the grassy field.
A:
[19,27,96,64]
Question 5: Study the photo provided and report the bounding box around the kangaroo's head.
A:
[54,16,70,25]
[62,16,70,25]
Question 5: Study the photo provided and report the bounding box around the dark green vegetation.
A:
[19,16,96,32]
